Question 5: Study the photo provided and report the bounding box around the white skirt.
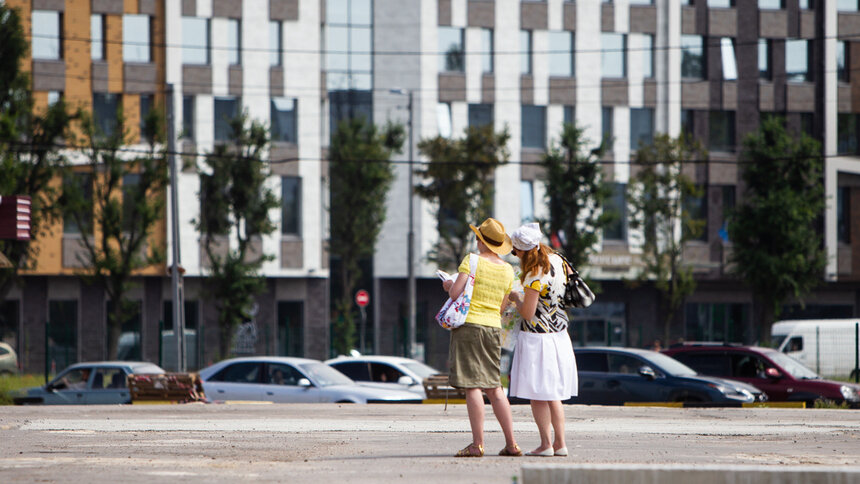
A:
[509,330,578,401]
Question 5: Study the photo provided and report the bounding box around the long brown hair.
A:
[519,243,553,283]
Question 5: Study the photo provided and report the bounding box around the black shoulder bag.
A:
[555,252,596,309]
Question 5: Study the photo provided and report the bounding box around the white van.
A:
[771,319,860,380]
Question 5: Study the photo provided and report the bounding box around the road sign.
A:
[355,289,370,308]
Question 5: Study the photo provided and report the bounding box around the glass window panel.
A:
[681,35,704,78]
[521,30,532,75]
[799,0,811,8]
[482,28,493,73]
[32,11,61,60]
[709,110,736,152]
[227,19,240,65]
[837,0,858,11]
[270,21,282,66]
[642,35,653,78]
[63,173,93,234]
[351,73,372,90]
[720,38,737,80]
[681,109,695,137]
[281,177,302,236]
[48,91,61,106]
[437,102,452,138]
[709,0,733,6]
[468,104,493,128]
[521,180,534,224]
[785,39,809,82]
[139,94,153,143]
[758,0,782,8]
[439,27,465,73]
[327,0,349,24]
[601,33,625,78]
[602,106,613,145]
[93,93,119,137]
[548,31,573,77]
[758,39,771,80]
[326,25,349,71]
[271,98,297,143]
[351,0,372,25]
[564,105,575,126]
[277,302,304,357]
[837,41,848,82]
[838,113,858,154]
[121,174,140,232]
[91,14,104,60]
[214,97,239,142]
[182,95,195,140]
[683,187,707,241]
[123,15,150,62]
[521,105,546,148]
[603,183,627,241]
[350,26,372,72]
[48,300,78,373]
[182,17,209,65]
[629,0,653,4]
[629,108,653,151]
[838,187,851,244]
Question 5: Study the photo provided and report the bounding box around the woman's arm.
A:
[444,272,469,300]
[515,287,540,321]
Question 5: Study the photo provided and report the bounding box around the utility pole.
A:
[406,90,417,361]
[167,84,186,372]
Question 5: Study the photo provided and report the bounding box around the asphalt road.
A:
[1,403,859,483]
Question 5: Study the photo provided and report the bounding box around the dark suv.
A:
[663,344,860,407]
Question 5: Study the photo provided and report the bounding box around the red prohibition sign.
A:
[355,289,370,308]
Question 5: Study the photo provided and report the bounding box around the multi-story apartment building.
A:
[3,0,859,374]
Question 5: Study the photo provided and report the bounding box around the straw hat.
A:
[469,218,513,255]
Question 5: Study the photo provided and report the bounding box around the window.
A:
[139,94,153,143]
[48,300,78,371]
[709,0,733,6]
[838,114,858,154]
[481,28,493,73]
[799,0,812,8]
[182,95,195,140]
[91,14,104,60]
[564,105,575,126]
[837,41,848,83]
[629,108,653,151]
[63,173,93,235]
[681,109,695,137]
[758,39,771,80]
[439,27,464,73]
[162,300,200,370]
[271,98,297,143]
[122,174,140,232]
[211,362,262,383]
[92,367,127,390]
[92,93,119,137]
[521,30,532,75]
[641,35,654,78]
[281,176,301,236]
[325,0,373,91]
[601,33,626,78]
[838,186,851,244]
[32,11,61,60]
[608,354,643,374]
[785,39,809,82]
[48,91,62,106]
[838,0,858,11]
[576,353,608,372]
[437,102,452,138]
[270,21,282,66]
[709,110,735,152]
[602,107,613,146]
[758,0,782,8]
[548,31,574,77]
[468,103,493,128]
[520,180,534,224]
[684,303,747,343]
[718,185,735,242]
[182,17,210,65]
[123,15,151,62]
[603,183,627,241]
[227,19,241,65]
[330,361,369,380]
[521,105,546,148]
[214,97,239,142]
[629,0,653,4]
[683,187,707,241]
[681,35,704,79]
[720,38,737,80]
[277,302,304,357]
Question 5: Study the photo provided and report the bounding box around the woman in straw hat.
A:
[508,222,577,457]
[442,217,522,458]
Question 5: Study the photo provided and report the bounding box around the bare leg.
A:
[529,400,553,452]
[465,388,485,447]
[548,400,566,451]
[485,387,517,449]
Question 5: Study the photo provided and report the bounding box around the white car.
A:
[0,342,18,376]
[325,356,441,399]
[198,356,424,404]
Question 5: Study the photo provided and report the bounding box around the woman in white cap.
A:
[508,222,577,457]
[442,217,522,458]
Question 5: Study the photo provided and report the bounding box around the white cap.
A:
[511,222,542,251]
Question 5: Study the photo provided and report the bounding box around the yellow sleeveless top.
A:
[458,254,514,328]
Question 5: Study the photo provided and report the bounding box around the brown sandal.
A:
[498,444,523,457]
[455,443,484,457]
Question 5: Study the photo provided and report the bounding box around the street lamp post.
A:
[391,89,417,361]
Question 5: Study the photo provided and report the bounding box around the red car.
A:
[662,344,860,407]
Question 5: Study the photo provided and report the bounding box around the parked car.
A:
[771,319,860,380]
[13,361,165,405]
[663,344,860,407]
[563,347,766,405]
[325,355,440,398]
[198,356,424,404]
[0,342,18,376]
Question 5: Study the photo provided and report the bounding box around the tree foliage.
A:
[627,134,705,343]
[415,125,510,268]
[328,117,404,356]
[728,117,825,341]
[540,123,615,270]
[62,108,167,359]
[196,114,279,359]
[0,4,74,302]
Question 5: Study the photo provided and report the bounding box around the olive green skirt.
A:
[448,323,502,389]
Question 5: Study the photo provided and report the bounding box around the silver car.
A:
[14,361,165,405]
[325,355,441,399]
[0,342,18,376]
[198,356,424,404]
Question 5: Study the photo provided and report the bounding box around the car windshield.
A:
[402,362,439,379]
[299,362,355,387]
[770,334,788,350]
[645,352,698,377]
[766,351,820,379]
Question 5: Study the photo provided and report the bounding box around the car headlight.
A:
[709,384,754,402]
[840,385,860,402]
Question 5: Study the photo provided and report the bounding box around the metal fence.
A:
[774,321,860,382]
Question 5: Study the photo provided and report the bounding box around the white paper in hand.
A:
[436,270,454,282]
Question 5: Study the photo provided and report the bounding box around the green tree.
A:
[729,118,825,342]
[196,114,279,359]
[62,108,167,359]
[328,117,404,356]
[0,4,74,302]
[415,125,510,268]
[627,134,705,343]
[541,122,615,270]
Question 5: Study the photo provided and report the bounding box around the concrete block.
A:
[521,464,860,484]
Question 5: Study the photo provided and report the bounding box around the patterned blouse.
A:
[519,253,570,334]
